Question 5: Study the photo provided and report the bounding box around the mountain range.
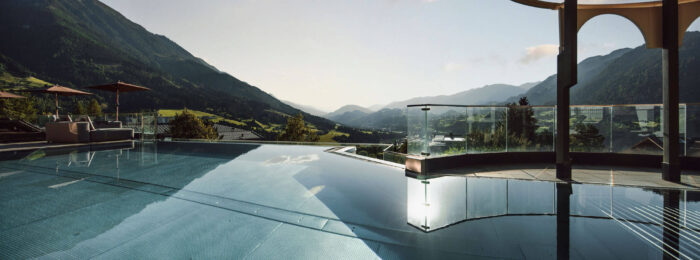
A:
[323,82,538,129]
[0,0,340,137]
[3,0,699,141]
[320,32,700,130]
[324,105,374,119]
[282,100,327,117]
[510,32,700,105]
[381,82,537,109]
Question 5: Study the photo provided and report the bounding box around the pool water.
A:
[0,141,698,259]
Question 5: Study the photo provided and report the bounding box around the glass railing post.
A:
[505,107,508,152]
[682,104,687,156]
[466,107,470,153]
[154,111,159,138]
[491,107,496,135]
[140,113,144,141]
[553,106,557,152]
[610,106,614,153]
[422,106,430,156]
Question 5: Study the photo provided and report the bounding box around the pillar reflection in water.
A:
[663,190,680,260]
[556,183,571,260]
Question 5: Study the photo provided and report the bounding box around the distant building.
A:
[571,107,604,123]
[214,124,262,140]
[156,124,261,140]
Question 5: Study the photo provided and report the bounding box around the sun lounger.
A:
[46,116,133,143]
[45,121,91,143]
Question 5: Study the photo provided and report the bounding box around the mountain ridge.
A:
[0,0,339,135]
[324,105,374,119]
[382,83,531,109]
[282,100,328,117]
[507,32,700,105]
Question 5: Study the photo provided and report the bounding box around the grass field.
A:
[158,109,245,126]
[0,72,52,89]
[318,130,349,143]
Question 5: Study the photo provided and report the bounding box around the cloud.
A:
[263,154,319,165]
[519,44,559,64]
[442,62,465,72]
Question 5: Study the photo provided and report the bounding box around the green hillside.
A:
[0,1,328,127]
[511,31,700,105]
[0,0,407,142]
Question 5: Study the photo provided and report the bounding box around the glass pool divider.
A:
[103,112,158,140]
[407,103,699,158]
[21,112,159,141]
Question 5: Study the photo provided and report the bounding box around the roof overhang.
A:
[512,0,700,48]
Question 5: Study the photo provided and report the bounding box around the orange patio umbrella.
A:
[0,91,26,99]
[87,81,150,120]
[25,85,92,117]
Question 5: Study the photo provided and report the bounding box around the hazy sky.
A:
[101,0,700,112]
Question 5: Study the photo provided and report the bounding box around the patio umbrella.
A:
[87,81,150,120]
[24,85,92,118]
[0,91,26,99]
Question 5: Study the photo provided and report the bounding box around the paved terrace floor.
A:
[433,163,700,190]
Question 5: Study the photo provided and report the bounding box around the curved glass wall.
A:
[407,103,698,157]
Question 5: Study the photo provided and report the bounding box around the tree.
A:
[74,101,87,115]
[169,109,218,140]
[88,99,102,117]
[0,97,38,121]
[278,113,319,142]
[570,123,605,151]
[506,97,537,141]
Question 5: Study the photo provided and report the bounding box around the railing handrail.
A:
[407,102,700,108]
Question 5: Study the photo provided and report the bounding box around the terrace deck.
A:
[432,163,700,190]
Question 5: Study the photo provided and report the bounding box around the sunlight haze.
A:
[101,0,700,111]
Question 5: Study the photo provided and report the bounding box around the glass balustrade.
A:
[407,103,699,158]
[20,111,159,138]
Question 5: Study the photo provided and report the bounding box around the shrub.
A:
[278,113,319,142]
[0,97,37,121]
[88,99,102,117]
[169,109,218,140]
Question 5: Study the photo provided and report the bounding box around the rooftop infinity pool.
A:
[0,141,698,259]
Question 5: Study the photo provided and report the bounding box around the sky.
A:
[101,0,700,112]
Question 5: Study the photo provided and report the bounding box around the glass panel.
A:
[403,103,699,156]
[570,106,611,152]
[508,106,556,152]
[570,184,611,218]
[467,178,507,218]
[406,176,468,231]
[141,112,157,140]
[609,186,664,223]
[406,177,428,230]
[611,105,662,155]
[507,180,555,214]
[427,106,466,156]
[685,104,700,157]
[407,106,429,155]
[466,107,507,153]
[682,190,700,230]
[533,107,556,152]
